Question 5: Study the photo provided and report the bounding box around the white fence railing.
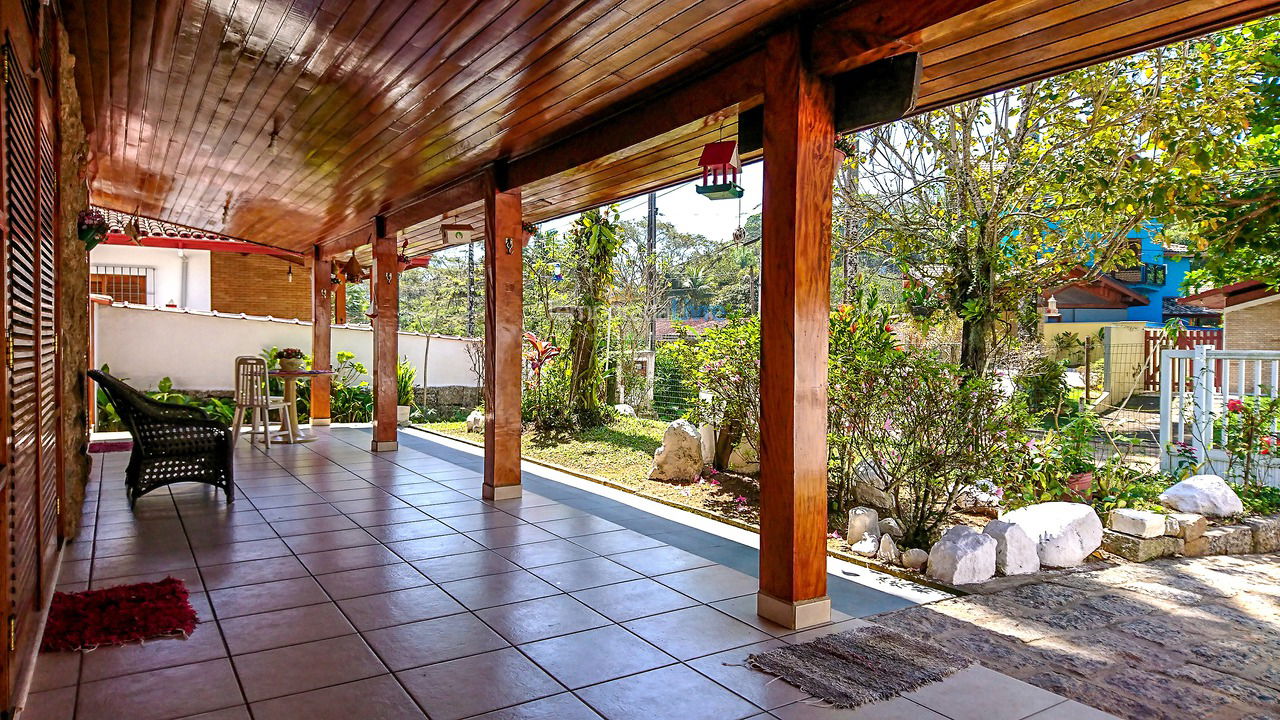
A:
[1158,345,1280,486]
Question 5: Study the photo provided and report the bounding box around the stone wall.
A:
[58,25,91,539]
[417,386,482,416]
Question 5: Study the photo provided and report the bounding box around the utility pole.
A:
[466,239,477,337]
[647,192,658,351]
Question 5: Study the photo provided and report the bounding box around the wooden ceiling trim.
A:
[173,0,407,222]
[207,0,509,221]
[916,0,1280,110]
[920,0,1102,67]
[251,0,670,235]
[267,0,601,216]
[808,0,1003,77]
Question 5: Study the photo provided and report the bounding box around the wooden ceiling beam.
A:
[808,0,1004,77]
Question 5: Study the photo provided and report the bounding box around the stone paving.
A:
[873,554,1280,719]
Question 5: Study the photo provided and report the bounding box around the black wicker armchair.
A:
[88,370,235,507]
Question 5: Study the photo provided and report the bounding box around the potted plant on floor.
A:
[1060,413,1101,497]
[396,358,417,426]
[278,348,307,372]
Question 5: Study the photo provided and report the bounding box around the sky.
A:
[542,160,764,244]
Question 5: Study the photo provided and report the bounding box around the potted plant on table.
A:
[278,348,307,372]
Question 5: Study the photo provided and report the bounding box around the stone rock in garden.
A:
[1101,530,1184,562]
[1242,516,1280,553]
[613,403,637,418]
[927,525,997,585]
[1158,475,1244,517]
[878,518,904,539]
[1108,509,1167,539]
[854,477,892,511]
[465,409,485,433]
[1167,512,1207,542]
[648,419,704,482]
[876,534,901,565]
[902,548,929,570]
[1183,536,1209,557]
[982,520,1040,576]
[846,506,880,551]
[1000,502,1103,568]
[1203,525,1254,555]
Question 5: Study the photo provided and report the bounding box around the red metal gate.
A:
[1143,328,1223,390]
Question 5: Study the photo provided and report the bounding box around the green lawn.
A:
[417,416,763,525]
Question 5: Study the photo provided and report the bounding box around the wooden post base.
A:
[483,484,522,501]
[370,440,399,452]
[311,418,331,426]
[757,592,832,630]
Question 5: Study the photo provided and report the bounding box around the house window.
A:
[90,265,155,305]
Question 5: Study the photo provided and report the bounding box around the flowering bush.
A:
[1219,391,1280,486]
[277,347,306,360]
[686,317,760,469]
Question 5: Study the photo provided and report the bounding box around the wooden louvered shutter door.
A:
[36,127,58,573]
[3,45,43,669]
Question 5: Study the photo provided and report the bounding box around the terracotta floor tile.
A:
[438,511,525,532]
[220,602,354,655]
[623,605,773,660]
[902,666,1064,720]
[80,624,227,681]
[519,625,674,689]
[363,518,455,543]
[386,533,486,561]
[364,613,509,670]
[297,544,402,574]
[345,507,431,527]
[76,658,243,720]
[464,524,559,548]
[233,634,387,702]
[569,529,666,556]
[772,696,947,719]
[609,546,717,576]
[269,514,359,536]
[412,550,522,583]
[29,650,80,692]
[175,706,253,720]
[467,692,603,719]
[250,675,426,720]
[23,686,76,720]
[440,570,562,610]
[192,537,293,566]
[534,515,626,538]
[571,579,700,623]
[337,584,466,631]
[494,539,598,569]
[396,648,563,720]
[686,640,809,710]
[257,504,341,522]
[281,527,378,554]
[476,594,611,644]
[208,575,330,618]
[654,564,759,603]
[314,562,431,600]
[201,556,310,590]
[529,556,642,592]
[575,664,759,720]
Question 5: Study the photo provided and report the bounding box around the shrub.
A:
[653,340,697,421]
[686,317,760,468]
[330,351,373,423]
[396,357,417,407]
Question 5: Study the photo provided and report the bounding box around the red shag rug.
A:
[41,576,198,652]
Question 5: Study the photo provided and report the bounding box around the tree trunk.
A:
[713,420,743,470]
[567,310,599,415]
[960,313,995,376]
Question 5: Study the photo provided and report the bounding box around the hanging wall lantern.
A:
[695,140,744,200]
[340,252,368,283]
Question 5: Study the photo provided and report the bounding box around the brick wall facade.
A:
[1224,296,1280,351]
[210,253,312,320]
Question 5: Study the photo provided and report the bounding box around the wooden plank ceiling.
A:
[64,0,1280,264]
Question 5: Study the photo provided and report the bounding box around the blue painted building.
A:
[1050,225,1218,327]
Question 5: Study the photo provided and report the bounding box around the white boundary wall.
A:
[94,303,480,392]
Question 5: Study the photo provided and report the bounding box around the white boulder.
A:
[847,507,880,556]
[902,548,929,570]
[982,520,1040,576]
[648,419,705,481]
[927,526,997,585]
[465,409,485,433]
[1108,509,1166,538]
[613,403,637,418]
[1158,475,1244,517]
[876,534,901,565]
[878,518,904,539]
[1001,502,1103,568]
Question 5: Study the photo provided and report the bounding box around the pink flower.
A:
[1227,398,1245,413]
[736,496,747,504]
[709,478,720,486]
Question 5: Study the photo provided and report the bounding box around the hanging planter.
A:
[521,221,538,248]
[78,208,109,251]
[834,134,856,174]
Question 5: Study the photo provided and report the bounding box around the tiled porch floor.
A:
[25,427,1106,720]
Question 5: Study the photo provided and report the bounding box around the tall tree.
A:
[839,31,1262,372]
[565,207,624,421]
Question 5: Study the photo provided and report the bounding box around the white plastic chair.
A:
[231,356,288,450]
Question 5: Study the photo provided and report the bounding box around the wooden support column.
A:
[483,183,523,500]
[757,26,835,630]
[311,249,333,425]
[370,217,399,451]
[334,278,347,325]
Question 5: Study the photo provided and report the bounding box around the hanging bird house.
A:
[339,253,368,283]
[441,224,472,246]
[695,140,744,200]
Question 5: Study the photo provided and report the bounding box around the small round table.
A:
[268,369,334,444]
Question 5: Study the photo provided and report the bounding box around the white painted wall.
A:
[89,245,213,311]
[93,304,481,392]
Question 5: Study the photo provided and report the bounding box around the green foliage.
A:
[396,357,417,407]
[839,29,1264,371]
[653,341,698,421]
[1218,392,1280,486]
[330,351,373,423]
[1017,356,1071,418]
[93,365,235,431]
[685,317,760,468]
[1237,483,1280,515]
[1088,460,1169,515]
[564,207,624,425]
